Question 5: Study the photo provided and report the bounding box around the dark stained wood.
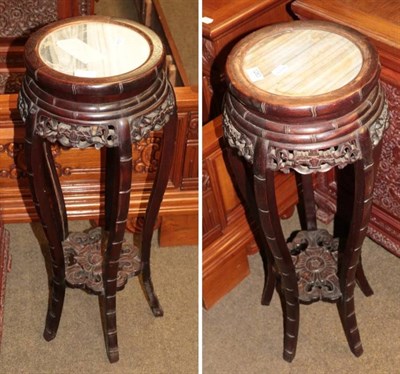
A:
[20,16,177,363]
[223,21,388,361]
[0,87,198,245]
[202,116,297,309]
[139,114,177,317]
[292,0,400,257]
[0,2,198,247]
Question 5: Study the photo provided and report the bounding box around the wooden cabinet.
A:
[292,0,400,257]
[0,1,198,246]
[202,0,292,123]
[202,116,297,309]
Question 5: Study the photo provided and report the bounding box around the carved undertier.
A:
[63,228,141,294]
[289,229,341,303]
[223,87,389,175]
[18,86,175,149]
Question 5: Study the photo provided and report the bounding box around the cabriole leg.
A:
[25,114,67,341]
[225,147,275,306]
[252,141,299,362]
[102,120,132,363]
[337,133,375,357]
[140,113,177,316]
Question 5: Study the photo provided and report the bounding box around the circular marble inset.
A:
[242,29,362,96]
[39,21,151,78]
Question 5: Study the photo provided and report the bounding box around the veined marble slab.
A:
[39,21,150,78]
[243,29,363,96]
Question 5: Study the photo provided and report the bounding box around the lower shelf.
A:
[289,229,341,303]
[63,227,141,294]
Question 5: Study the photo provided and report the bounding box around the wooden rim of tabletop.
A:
[226,20,380,122]
[23,16,165,99]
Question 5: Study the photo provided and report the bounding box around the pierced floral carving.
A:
[18,94,38,121]
[35,116,119,149]
[289,230,341,303]
[223,89,389,174]
[19,80,175,149]
[268,140,362,174]
[222,109,254,163]
[63,227,141,294]
[369,100,390,146]
[130,90,175,142]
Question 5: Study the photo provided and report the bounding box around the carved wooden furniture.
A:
[202,0,292,123]
[202,0,298,308]
[19,15,177,362]
[292,0,400,257]
[203,116,297,309]
[0,1,198,247]
[223,21,389,361]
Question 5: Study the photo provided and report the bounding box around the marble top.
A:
[242,29,363,96]
[39,21,151,78]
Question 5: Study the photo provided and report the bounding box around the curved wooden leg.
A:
[355,259,373,296]
[225,147,275,305]
[139,113,177,317]
[335,166,373,297]
[253,142,299,362]
[102,120,132,363]
[337,133,375,357]
[295,173,317,231]
[25,114,67,341]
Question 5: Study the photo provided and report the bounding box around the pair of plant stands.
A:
[18,16,388,363]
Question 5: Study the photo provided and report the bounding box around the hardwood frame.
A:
[221,20,386,361]
[292,0,400,256]
[0,87,197,231]
[0,0,198,247]
[203,116,297,309]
